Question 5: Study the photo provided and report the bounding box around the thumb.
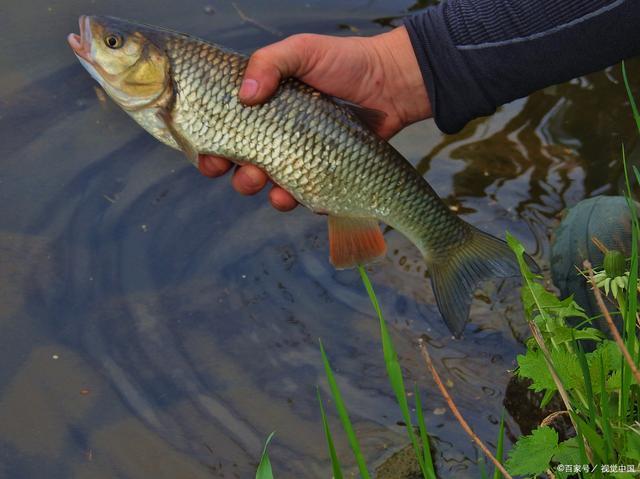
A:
[238,34,313,105]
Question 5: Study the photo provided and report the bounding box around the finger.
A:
[198,155,233,177]
[269,186,298,212]
[231,165,269,195]
[239,34,314,105]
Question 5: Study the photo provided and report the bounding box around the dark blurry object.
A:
[551,196,638,318]
[503,376,572,439]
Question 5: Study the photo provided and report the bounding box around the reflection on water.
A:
[1,0,639,477]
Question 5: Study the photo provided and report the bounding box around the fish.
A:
[67,15,538,337]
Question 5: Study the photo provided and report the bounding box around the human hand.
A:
[199,25,432,211]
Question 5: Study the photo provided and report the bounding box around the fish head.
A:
[67,15,171,110]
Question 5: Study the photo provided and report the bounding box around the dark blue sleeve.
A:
[404,0,640,134]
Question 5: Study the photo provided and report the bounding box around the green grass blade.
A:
[622,145,639,420]
[492,411,506,479]
[622,63,640,354]
[414,385,437,479]
[622,61,640,134]
[255,432,276,479]
[478,455,489,479]
[574,336,597,429]
[358,266,429,477]
[317,388,344,479]
[319,339,371,479]
[573,416,589,466]
[573,413,607,463]
[629,160,640,423]
[599,355,613,464]
[358,265,384,318]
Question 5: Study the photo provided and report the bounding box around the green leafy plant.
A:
[314,266,437,479]
[319,338,372,479]
[507,232,640,478]
[501,62,640,479]
[358,265,436,479]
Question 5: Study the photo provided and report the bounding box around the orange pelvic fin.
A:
[328,216,387,269]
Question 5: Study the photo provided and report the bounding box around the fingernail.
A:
[239,79,258,101]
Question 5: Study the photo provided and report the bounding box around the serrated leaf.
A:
[555,296,588,321]
[517,349,557,393]
[552,349,585,390]
[505,427,559,475]
[552,437,581,464]
[552,325,603,344]
[623,428,640,462]
[518,347,584,398]
[587,340,623,393]
[521,282,567,321]
[588,341,623,370]
[606,369,622,390]
[573,328,605,342]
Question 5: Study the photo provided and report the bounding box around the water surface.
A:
[1,1,639,477]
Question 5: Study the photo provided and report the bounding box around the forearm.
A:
[405,0,640,134]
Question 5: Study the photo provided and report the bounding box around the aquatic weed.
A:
[313,266,437,479]
[500,63,640,478]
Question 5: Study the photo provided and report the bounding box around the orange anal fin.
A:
[328,216,387,269]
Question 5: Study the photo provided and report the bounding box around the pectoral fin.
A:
[328,216,387,269]
[157,108,199,166]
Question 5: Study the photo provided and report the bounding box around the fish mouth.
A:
[67,15,93,63]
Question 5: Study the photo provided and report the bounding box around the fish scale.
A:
[70,15,537,336]
[166,35,436,228]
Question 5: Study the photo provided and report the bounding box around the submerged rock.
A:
[375,442,424,479]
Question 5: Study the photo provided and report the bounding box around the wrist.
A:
[370,25,432,126]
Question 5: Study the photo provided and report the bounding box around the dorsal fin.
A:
[332,97,387,132]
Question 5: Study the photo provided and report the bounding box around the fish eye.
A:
[104,33,123,49]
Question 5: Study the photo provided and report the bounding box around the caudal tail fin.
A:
[427,227,538,337]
